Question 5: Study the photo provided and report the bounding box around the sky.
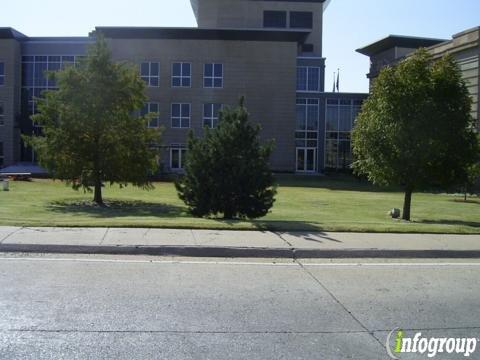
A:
[2,0,479,93]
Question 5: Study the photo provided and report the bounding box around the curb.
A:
[1,244,480,258]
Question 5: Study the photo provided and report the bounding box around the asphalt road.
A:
[0,254,479,359]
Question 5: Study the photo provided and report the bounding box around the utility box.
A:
[2,179,9,191]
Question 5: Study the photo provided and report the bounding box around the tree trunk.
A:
[223,206,235,220]
[402,187,413,221]
[93,175,103,206]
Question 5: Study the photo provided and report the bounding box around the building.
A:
[0,0,367,173]
[357,26,480,129]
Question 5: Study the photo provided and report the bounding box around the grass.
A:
[0,175,479,233]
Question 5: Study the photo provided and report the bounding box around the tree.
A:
[463,162,480,201]
[462,135,480,200]
[175,98,277,219]
[26,36,161,205]
[352,49,479,221]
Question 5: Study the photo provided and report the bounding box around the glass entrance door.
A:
[296,148,316,173]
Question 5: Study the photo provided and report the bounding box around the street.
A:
[0,254,479,359]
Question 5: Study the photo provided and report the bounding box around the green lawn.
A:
[0,175,478,233]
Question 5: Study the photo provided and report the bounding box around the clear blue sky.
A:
[3,0,479,93]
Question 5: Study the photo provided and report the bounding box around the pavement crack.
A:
[273,232,293,247]
[295,259,387,352]
[190,230,199,246]
[0,227,24,244]
[99,228,109,245]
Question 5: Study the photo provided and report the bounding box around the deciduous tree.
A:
[26,36,161,205]
[352,49,478,220]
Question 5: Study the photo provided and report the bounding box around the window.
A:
[325,98,364,169]
[203,103,222,128]
[140,62,160,87]
[0,142,3,167]
[0,102,3,126]
[62,56,75,67]
[301,44,314,53]
[22,55,82,129]
[171,103,191,128]
[0,62,4,86]
[296,99,319,131]
[296,99,319,148]
[296,147,316,173]
[172,62,191,87]
[141,103,160,128]
[204,63,223,88]
[297,66,320,92]
[263,11,287,28]
[290,11,313,29]
[171,147,187,170]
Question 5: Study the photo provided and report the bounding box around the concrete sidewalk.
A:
[0,226,479,258]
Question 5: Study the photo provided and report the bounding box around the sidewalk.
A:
[1,226,480,258]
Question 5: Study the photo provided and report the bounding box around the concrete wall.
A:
[107,37,298,172]
[0,38,21,167]
[193,0,324,57]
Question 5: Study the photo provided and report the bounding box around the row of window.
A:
[19,55,316,96]
[22,55,81,88]
[263,11,313,29]
[297,66,320,92]
[325,99,363,169]
[140,62,223,88]
[296,98,319,149]
[22,56,82,117]
[141,102,223,129]
[0,62,4,86]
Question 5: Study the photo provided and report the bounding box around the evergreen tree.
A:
[176,98,276,219]
[26,36,161,205]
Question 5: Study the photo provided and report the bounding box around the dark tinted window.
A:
[263,11,287,28]
[301,44,314,53]
[290,11,313,28]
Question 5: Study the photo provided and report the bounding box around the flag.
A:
[332,72,336,92]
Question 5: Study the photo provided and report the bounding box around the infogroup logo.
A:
[386,328,478,359]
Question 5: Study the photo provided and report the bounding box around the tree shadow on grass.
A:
[47,200,185,219]
[417,219,480,228]
[451,198,480,205]
[275,174,398,193]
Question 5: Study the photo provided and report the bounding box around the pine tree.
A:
[176,98,276,219]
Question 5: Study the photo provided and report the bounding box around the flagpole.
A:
[336,68,340,92]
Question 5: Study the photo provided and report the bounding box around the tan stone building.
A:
[1,0,368,173]
[357,27,480,128]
